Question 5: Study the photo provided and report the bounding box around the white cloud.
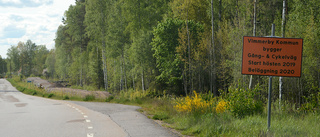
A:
[2,0,21,4]
[1,0,53,8]
[0,0,75,58]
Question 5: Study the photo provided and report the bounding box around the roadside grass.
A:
[70,85,101,92]
[108,89,320,137]
[8,78,48,97]
[148,102,319,137]
[7,78,103,102]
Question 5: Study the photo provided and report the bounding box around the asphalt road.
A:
[71,101,178,137]
[0,79,178,137]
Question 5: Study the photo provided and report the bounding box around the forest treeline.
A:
[6,0,320,105]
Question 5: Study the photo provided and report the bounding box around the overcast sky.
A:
[0,0,75,58]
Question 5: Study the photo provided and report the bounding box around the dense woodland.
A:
[5,0,320,106]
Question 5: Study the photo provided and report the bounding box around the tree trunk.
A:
[122,50,127,91]
[249,0,257,89]
[211,0,217,96]
[80,50,83,87]
[198,68,201,91]
[96,46,101,89]
[141,66,145,91]
[102,49,108,92]
[183,69,188,96]
[219,0,222,22]
[100,0,108,92]
[279,0,286,104]
[120,61,123,91]
[209,2,213,95]
[186,19,193,93]
[132,71,135,90]
[318,69,320,92]
[113,60,116,92]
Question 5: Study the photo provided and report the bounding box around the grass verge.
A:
[7,78,104,102]
[107,90,320,137]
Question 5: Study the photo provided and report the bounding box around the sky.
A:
[0,0,75,58]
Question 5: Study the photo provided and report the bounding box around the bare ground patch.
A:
[26,77,110,99]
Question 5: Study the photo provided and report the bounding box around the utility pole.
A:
[268,24,276,131]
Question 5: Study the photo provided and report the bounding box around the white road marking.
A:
[64,103,94,137]
[87,133,94,137]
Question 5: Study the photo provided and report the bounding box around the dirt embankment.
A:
[26,77,111,99]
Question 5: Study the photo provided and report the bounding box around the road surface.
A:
[0,79,177,137]
[71,101,178,137]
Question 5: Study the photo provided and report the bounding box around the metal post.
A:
[267,24,275,130]
[267,76,272,130]
[271,24,275,36]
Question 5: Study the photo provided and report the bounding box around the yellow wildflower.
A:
[216,100,228,113]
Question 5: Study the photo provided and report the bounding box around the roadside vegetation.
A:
[7,76,102,101]
[109,85,320,136]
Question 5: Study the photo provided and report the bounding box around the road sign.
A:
[242,36,303,77]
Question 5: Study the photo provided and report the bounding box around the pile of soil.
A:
[26,77,53,89]
[26,77,111,99]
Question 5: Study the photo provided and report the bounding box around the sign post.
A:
[242,24,303,130]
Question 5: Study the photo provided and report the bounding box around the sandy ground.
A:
[25,77,111,99]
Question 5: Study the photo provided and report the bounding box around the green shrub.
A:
[17,87,25,92]
[19,75,24,82]
[63,95,70,100]
[48,93,54,98]
[299,93,320,113]
[83,95,95,101]
[105,96,114,102]
[24,89,33,94]
[32,91,37,95]
[135,98,143,104]
[152,112,170,120]
[227,86,263,118]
